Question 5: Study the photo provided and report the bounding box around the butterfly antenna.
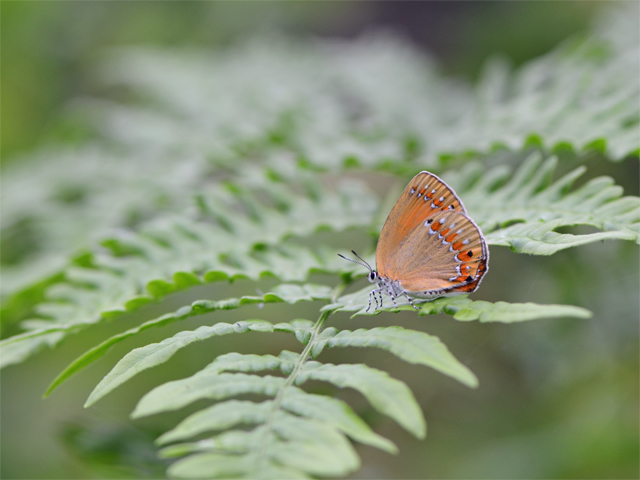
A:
[350,250,373,270]
[337,250,373,273]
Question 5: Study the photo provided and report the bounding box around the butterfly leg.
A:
[367,288,381,312]
[403,292,420,310]
[386,287,398,309]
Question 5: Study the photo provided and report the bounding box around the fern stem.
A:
[251,309,331,476]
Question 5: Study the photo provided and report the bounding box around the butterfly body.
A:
[341,171,489,312]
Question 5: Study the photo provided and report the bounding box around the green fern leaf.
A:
[77,322,275,405]
[157,400,274,444]
[156,394,397,454]
[295,361,425,439]
[15,284,325,383]
[279,389,397,453]
[93,7,637,166]
[420,296,593,322]
[167,452,313,479]
[313,326,478,388]
[259,414,359,476]
[81,318,315,406]
[133,372,285,418]
[81,306,479,408]
[3,5,637,336]
[2,7,637,478]
[440,36,639,160]
[1,173,373,368]
[132,351,425,437]
[454,152,640,254]
[328,286,592,322]
[487,219,637,255]
[0,331,66,370]
[130,344,422,478]
[163,413,360,478]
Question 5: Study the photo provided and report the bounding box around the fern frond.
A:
[162,414,360,479]
[40,283,328,396]
[93,6,638,166]
[329,285,592,322]
[439,36,639,160]
[455,152,640,254]
[0,147,208,300]
[2,7,636,478]
[81,319,315,406]
[295,361,426,438]
[76,281,587,410]
[129,348,424,478]
[81,308,476,406]
[1,175,376,367]
[487,219,638,255]
[79,279,594,479]
[310,326,478,387]
[156,396,397,453]
[421,296,593,322]
[3,4,636,328]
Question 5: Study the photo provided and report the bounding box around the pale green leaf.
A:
[160,429,261,457]
[0,331,66,369]
[328,286,592,323]
[132,374,285,418]
[267,414,360,476]
[323,326,478,388]
[168,453,311,479]
[167,453,250,479]
[157,400,273,445]
[84,321,302,407]
[2,177,371,368]
[158,385,395,454]
[486,218,637,255]
[296,362,426,439]
[281,389,397,454]
[454,152,640,253]
[132,352,298,417]
[163,414,361,478]
[420,296,593,322]
[42,284,326,399]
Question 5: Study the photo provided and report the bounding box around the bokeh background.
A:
[2,2,638,479]
[2,1,602,162]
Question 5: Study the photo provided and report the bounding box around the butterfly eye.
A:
[368,271,377,282]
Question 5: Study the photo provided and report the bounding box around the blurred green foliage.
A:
[2,1,598,161]
[1,2,638,479]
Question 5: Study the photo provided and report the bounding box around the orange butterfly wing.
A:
[376,171,467,277]
[375,172,489,297]
[381,210,489,296]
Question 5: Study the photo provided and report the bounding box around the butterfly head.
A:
[338,249,406,312]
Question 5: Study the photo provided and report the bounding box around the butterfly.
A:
[340,171,489,312]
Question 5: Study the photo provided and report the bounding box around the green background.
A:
[1,2,638,479]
